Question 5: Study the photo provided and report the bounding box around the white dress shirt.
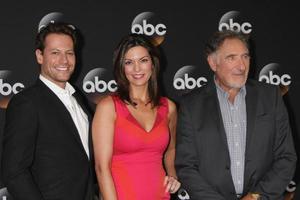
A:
[39,75,90,159]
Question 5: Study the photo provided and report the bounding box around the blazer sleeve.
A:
[1,94,44,200]
[253,87,297,199]
[175,98,226,200]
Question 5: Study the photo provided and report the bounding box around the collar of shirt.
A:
[39,75,75,97]
[213,76,247,100]
[39,75,90,159]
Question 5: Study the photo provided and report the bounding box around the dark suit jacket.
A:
[175,79,297,200]
[1,80,95,200]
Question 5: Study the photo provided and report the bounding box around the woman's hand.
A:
[164,176,181,194]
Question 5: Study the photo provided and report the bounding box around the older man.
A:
[176,30,297,200]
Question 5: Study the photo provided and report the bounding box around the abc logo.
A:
[131,19,166,36]
[38,12,64,32]
[259,63,291,95]
[218,11,252,34]
[177,188,190,200]
[219,19,252,34]
[38,12,75,33]
[0,187,12,200]
[286,181,296,193]
[83,77,117,93]
[259,71,291,86]
[173,65,208,96]
[173,74,207,90]
[0,79,24,96]
[83,68,117,104]
[131,12,166,46]
[259,63,292,86]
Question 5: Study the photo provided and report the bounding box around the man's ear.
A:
[207,54,217,72]
[35,49,43,65]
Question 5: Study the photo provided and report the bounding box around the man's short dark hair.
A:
[205,30,249,56]
[35,22,77,52]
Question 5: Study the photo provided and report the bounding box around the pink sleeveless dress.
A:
[111,95,170,200]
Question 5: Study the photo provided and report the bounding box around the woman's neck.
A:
[129,86,150,105]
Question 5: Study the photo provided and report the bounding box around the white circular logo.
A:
[259,63,291,95]
[82,68,117,104]
[0,187,13,200]
[38,12,75,33]
[177,188,190,200]
[0,70,25,109]
[218,11,252,34]
[173,65,208,95]
[131,11,167,46]
[286,181,296,193]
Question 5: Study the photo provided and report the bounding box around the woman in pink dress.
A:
[92,34,181,200]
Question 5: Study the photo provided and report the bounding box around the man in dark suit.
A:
[1,22,95,200]
[175,30,297,200]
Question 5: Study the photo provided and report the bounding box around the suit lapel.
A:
[205,83,231,160]
[73,91,92,122]
[72,91,94,159]
[204,81,259,194]
[37,80,90,160]
[243,81,258,192]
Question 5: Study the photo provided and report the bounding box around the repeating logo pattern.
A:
[218,11,252,34]
[38,12,75,33]
[173,65,208,95]
[0,188,13,200]
[131,11,167,46]
[82,68,117,104]
[177,188,190,200]
[259,63,291,95]
[0,70,25,109]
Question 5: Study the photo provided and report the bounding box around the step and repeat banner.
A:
[0,0,299,199]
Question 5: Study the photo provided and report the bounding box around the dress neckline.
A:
[124,103,161,133]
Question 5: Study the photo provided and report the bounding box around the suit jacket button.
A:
[225,165,230,170]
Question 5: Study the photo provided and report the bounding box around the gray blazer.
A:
[175,79,297,200]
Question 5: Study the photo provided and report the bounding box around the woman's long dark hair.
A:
[113,33,161,107]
